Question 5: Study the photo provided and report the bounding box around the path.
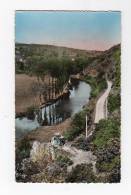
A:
[62,143,96,173]
[94,80,112,124]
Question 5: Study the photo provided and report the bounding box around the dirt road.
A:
[94,80,112,123]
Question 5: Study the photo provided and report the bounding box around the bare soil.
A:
[25,118,71,142]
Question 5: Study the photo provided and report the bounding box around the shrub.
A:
[113,50,121,88]
[84,75,107,98]
[64,111,87,141]
[108,93,120,113]
[93,119,120,149]
[72,111,86,130]
[16,137,32,161]
[95,138,121,183]
[64,126,81,141]
[65,164,97,183]
[56,155,73,167]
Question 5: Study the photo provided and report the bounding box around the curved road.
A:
[94,80,112,124]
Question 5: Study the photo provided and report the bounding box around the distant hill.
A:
[15,42,120,81]
[15,43,102,60]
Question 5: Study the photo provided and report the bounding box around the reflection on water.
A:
[16,81,91,138]
[41,81,91,125]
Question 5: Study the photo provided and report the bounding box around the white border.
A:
[0,0,131,195]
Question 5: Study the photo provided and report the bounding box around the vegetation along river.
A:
[15,80,91,138]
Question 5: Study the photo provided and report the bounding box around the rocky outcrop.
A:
[30,141,56,162]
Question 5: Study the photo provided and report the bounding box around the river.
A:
[15,80,91,138]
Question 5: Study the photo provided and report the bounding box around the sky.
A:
[15,11,121,51]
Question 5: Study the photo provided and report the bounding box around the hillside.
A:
[15,43,121,183]
[15,43,102,74]
[15,43,101,58]
[71,43,121,183]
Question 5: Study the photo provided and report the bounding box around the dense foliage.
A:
[113,49,121,88]
[93,119,120,149]
[56,155,73,167]
[16,137,32,161]
[108,93,120,113]
[84,75,107,97]
[15,43,96,76]
[91,46,121,182]
[65,164,97,183]
[64,110,87,141]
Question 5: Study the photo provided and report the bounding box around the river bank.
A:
[15,70,109,146]
[20,118,71,143]
[16,77,91,138]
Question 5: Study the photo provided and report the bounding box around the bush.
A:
[72,111,86,130]
[56,155,73,167]
[93,119,120,149]
[72,137,91,151]
[16,137,32,161]
[108,162,121,183]
[65,164,97,183]
[95,138,120,183]
[84,75,107,98]
[64,111,87,141]
[113,49,121,88]
[64,126,81,141]
[97,156,120,172]
[108,93,120,113]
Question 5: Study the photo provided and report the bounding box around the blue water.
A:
[15,81,91,138]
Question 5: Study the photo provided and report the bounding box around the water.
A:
[15,81,91,138]
[15,116,40,138]
[41,81,91,125]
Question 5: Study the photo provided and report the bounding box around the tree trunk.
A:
[52,76,53,100]
[48,75,51,100]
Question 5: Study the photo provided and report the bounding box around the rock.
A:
[30,141,56,162]
[46,162,61,177]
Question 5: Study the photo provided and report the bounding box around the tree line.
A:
[17,56,93,102]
